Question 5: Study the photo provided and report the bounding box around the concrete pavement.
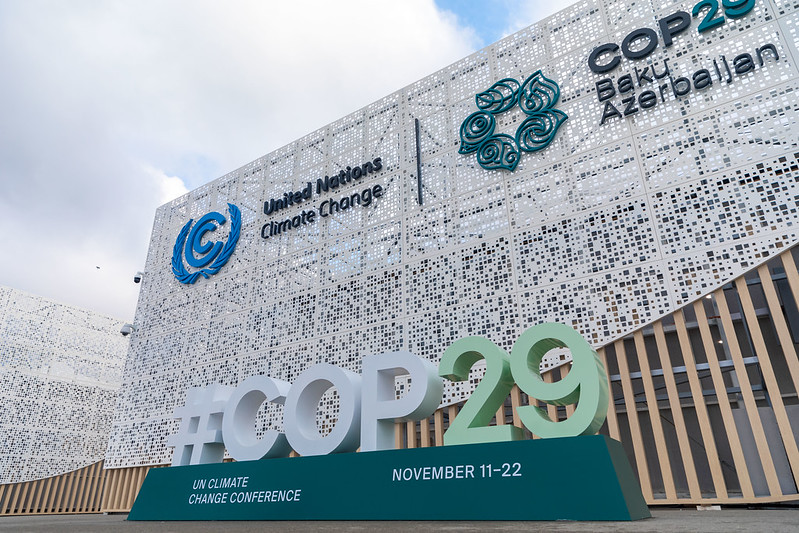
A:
[0,508,798,533]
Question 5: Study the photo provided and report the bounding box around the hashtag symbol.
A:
[167,384,233,466]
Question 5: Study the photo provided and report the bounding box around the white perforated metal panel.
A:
[0,286,127,483]
[106,0,799,468]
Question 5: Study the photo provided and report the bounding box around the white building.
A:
[101,0,799,509]
[0,285,127,485]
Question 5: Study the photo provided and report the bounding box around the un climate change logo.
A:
[459,71,567,172]
[172,203,241,284]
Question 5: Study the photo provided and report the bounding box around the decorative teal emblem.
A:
[459,71,567,172]
[172,203,241,284]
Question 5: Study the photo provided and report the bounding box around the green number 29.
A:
[438,323,609,445]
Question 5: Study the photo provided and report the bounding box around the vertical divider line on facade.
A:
[693,299,755,499]
[673,309,728,499]
[613,339,654,501]
[734,276,799,487]
[633,330,677,501]
[714,287,783,497]
[652,321,702,500]
[414,118,423,206]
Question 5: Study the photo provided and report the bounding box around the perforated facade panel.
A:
[106,0,799,468]
[0,286,127,483]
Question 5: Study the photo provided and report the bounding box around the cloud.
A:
[0,0,479,319]
[500,0,580,37]
[144,167,190,207]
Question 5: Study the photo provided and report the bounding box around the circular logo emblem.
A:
[171,203,241,284]
[459,70,568,172]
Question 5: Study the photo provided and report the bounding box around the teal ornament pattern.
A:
[516,110,568,153]
[477,134,520,172]
[458,111,496,154]
[518,71,560,114]
[476,78,520,114]
[458,70,567,172]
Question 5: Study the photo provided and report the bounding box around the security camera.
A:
[120,324,136,336]
[133,271,144,284]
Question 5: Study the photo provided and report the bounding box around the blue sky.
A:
[0,1,577,320]
[437,0,515,44]
[437,1,577,46]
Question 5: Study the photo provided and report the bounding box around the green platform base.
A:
[128,435,650,521]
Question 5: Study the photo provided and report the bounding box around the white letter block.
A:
[283,363,362,456]
[167,384,233,466]
[360,352,443,452]
[222,375,292,461]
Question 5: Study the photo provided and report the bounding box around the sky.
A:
[0,0,577,321]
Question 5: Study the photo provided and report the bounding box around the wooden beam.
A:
[693,299,755,499]
[652,321,702,500]
[613,339,653,501]
[633,330,677,501]
[673,310,728,499]
[714,287,782,497]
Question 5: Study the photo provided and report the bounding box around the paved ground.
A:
[0,508,798,533]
